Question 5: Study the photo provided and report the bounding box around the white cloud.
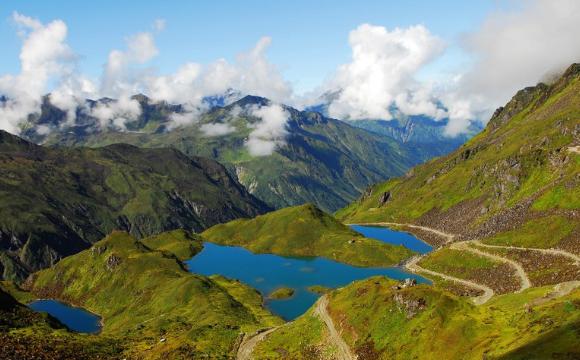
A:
[0,12,77,133]
[245,104,290,156]
[5,2,578,138]
[143,37,289,128]
[200,122,236,137]
[101,32,158,97]
[90,96,142,129]
[326,24,445,121]
[442,0,580,135]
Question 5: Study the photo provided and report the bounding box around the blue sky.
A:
[1,0,496,93]
[1,1,578,136]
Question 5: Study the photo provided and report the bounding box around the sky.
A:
[0,1,494,92]
[0,0,579,137]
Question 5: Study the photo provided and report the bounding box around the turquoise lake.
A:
[186,225,432,320]
[28,299,101,333]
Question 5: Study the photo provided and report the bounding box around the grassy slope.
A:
[258,276,580,359]
[337,64,580,252]
[202,204,414,267]
[0,284,123,359]
[25,230,282,359]
[0,132,268,282]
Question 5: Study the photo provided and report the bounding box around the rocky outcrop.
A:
[378,191,391,206]
[393,292,426,319]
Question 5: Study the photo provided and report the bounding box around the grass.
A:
[253,309,327,359]
[257,276,580,359]
[202,203,415,267]
[268,287,295,300]
[26,230,283,359]
[484,215,575,249]
[419,248,499,278]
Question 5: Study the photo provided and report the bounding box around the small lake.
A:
[186,225,431,320]
[350,225,433,254]
[28,300,101,334]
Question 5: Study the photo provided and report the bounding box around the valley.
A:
[0,2,578,356]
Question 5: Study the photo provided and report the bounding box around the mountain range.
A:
[19,94,472,212]
[0,131,268,282]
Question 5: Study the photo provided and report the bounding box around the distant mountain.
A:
[307,91,482,161]
[23,95,428,212]
[0,131,269,282]
[345,117,482,162]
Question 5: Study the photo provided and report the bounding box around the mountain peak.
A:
[231,95,270,108]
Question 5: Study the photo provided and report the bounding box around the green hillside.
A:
[0,132,269,282]
[23,230,282,359]
[0,283,123,359]
[253,276,580,359]
[337,63,580,252]
[32,96,422,212]
[202,204,414,267]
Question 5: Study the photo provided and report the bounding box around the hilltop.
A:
[21,230,282,359]
[202,203,414,267]
[0,132,269,282]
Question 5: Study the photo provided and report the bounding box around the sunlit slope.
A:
[202,203,414,267]
[338,64,580,252]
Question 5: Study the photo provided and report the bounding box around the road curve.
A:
[314,295,357,360]
[473,240,580,266]
[237,327,280,360]
[452,241,532,292]
[405,255,495,305]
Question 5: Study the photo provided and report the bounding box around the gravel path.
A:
[313,294,357,360]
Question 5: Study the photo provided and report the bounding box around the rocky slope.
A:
[0,131,269,282]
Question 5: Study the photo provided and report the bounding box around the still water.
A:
[186,225,431,320]
[28,299,101,333]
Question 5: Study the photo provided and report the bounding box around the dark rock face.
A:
[0,131,270,282]
[378,191,391,206]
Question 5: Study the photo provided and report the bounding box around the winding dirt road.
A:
[472,240,580,265]
[452,241,532,292]
[236,295,357,360]
[313,295,357,360]
[405,254,495,305]
[237,327,280,360]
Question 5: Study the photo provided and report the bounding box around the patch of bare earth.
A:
[397,226,448,247]
[474,247,579,286]
[417,197,487,237]
[434,279,485,298]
